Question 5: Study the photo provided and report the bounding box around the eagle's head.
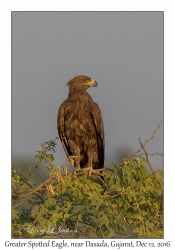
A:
[67,75,98,92]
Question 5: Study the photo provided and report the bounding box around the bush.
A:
[12,123,163,239]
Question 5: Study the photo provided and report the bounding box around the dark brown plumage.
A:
[57,75,104,171]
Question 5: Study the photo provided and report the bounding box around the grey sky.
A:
[12,12,163,172]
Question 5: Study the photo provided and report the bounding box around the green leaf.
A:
[12,209,19,220]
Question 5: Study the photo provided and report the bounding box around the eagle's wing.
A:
[91,102,105,168]
[57,102,73,164]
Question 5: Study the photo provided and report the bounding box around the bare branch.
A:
[139,137,163,192]
[136,152,163,157]
[144,121,163,147]
[129,121,163,159]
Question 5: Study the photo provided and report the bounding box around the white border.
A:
[0,0,175,248]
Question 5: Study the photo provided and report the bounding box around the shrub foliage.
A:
[12,123,163,238]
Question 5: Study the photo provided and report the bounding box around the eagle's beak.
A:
[84,78,98,87]
[90,79,98,87]
[93,80,98,87]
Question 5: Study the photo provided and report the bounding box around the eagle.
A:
[57,75,104,172]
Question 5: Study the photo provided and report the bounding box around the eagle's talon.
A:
[73,169,81,177]
[75,168,81,173]
[88,168,92,177]
[83,165,93,176]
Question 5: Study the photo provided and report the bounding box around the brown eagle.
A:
[57,75,104,172]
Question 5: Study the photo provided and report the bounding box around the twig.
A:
[136,152,163,157]
[13,199,25,208]
[12,174,55,197]
[114,232,136,238]
[122,215,134,230]
[129,121,163,159]
[144,121,163,147]
[99,226,105,238]
[97,176,109,190]
[99,170,162,199]
[137,205,147,237]
[139,137,163,192]
[23,181,45,203]
[104,168,114,172]
[20,165,38,188]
